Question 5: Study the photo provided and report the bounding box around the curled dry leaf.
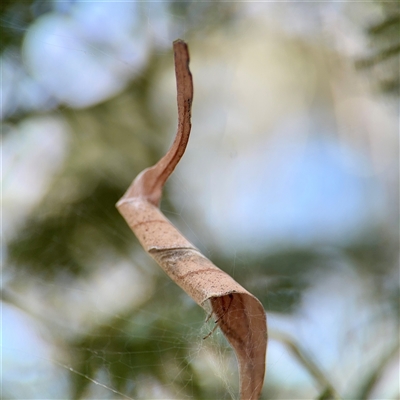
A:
[117,39,267,400]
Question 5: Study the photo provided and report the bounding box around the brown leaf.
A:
[117,39,267,400]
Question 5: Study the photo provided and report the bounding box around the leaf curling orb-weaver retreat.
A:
[116,39,267,400]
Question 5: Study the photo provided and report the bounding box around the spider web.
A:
[3,2,399,400]
[3,4,246,399]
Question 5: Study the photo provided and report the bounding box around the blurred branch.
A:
[355,341,399,400]
[271,331,341,400]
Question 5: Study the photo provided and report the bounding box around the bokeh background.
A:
[2,1,399,399]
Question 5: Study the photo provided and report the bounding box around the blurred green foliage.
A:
[2,1,398,399]
[356,0,400,95]
[0,0,49,52]
[68,283,208,399]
